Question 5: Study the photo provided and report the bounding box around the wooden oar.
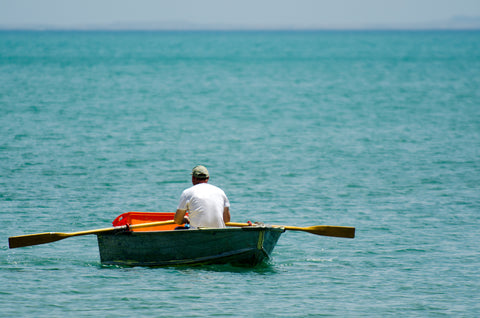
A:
[226,222,355,238]
[8,220,176,249]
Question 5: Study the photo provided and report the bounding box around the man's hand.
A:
[174,209,188,225]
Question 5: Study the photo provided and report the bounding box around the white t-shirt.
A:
[177,183,230,229]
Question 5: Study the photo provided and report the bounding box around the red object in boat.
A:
[112,211,184,232]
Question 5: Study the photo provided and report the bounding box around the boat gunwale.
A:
[108,225,286,235]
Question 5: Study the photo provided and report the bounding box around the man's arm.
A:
[223,207,231,223]
[174,209,189,225]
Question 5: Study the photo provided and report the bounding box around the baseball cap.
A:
[191,165,209,179]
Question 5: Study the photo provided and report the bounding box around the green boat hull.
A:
[97,226,284,267]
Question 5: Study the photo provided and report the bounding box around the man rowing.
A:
[174,165,231,229]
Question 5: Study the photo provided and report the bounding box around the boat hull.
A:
[97,226,284,267]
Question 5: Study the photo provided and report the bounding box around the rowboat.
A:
[97,212,285,267]
[8,212,354,267]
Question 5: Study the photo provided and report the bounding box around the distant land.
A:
[1,16,480,31]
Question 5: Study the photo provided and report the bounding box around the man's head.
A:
[191,165,209,184]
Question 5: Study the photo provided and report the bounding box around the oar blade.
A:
[8,232,70,249]
[226,222,355,239]
[8,220,176,249]
[301,225,355,238]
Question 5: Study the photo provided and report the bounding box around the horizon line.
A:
[1,26,480,32]
[2,16,480,32]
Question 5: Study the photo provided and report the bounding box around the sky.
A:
[1,0,480,29]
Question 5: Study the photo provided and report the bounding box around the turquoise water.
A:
[1,31,479,317]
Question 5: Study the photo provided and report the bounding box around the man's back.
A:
[177,183,230,228]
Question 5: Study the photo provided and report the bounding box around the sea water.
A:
[1,30,479,317]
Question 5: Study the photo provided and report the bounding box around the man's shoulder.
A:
[183,183,226,195]
[205,183,223,190]
[206,184,227,197]
[181,185,197,195]
[197,183,225,193]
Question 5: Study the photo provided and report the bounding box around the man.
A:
[174,165,231,229]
